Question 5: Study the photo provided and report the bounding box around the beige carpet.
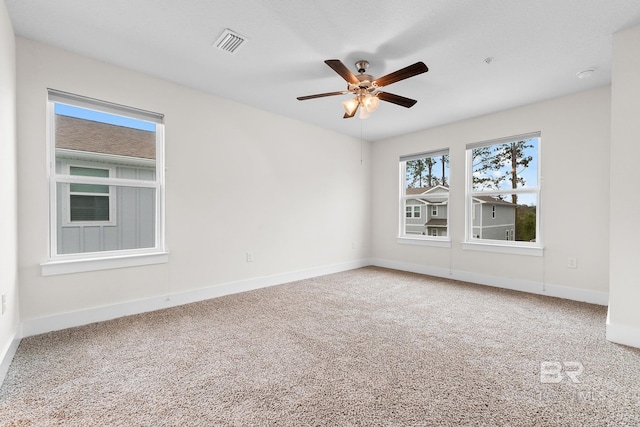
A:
[1,267,639,426]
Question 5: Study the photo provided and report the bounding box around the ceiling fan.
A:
[297,59,428,119]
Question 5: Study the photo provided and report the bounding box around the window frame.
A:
[42,90,168,275]
[463,132,542,256]
[398,149,451,248]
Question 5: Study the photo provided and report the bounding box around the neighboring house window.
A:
[399,149,450,241]
[465,132,541,252]
[64,164,116,225]
[406,205,421,218]
[47,90,165,265]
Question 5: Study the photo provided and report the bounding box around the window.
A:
[465,132,541,254]
[399,149,450,243]
[62,164,116,225]
[44,90,166,273]
[406,205,421,218]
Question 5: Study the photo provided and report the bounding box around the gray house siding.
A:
[56,159,156,254]
[405,199,426,234]
[472,200,515,240]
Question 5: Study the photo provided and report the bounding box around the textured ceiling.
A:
[6,0,640,141]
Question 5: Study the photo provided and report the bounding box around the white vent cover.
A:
[214,29,247,54]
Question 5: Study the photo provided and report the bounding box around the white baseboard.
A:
[370,258,609,306]
[20,259,371,338]
[0,331,21,388]
[16,256,610,340]
[606,312,640,348]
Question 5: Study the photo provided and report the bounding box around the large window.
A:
[465,133,541,253]
[399,150,450,243]
[46,90,165,269]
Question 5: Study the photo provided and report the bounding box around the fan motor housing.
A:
[349,73,376,94]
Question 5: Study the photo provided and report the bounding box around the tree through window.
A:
[467,133,540,245]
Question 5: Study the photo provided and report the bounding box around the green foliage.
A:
[515,205,536,242]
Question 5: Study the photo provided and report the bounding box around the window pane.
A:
[402,152,450,237]
[55,104,156,180]
[471,138,538,191]
[69,183,110,194]
[471,193,536,242]
[70,166,109,178]
[57,183,156,254]
[405,154,450,194]
[70,195,109,221]
[69,166,110,193]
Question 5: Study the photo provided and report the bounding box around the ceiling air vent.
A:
[214,29,247,54]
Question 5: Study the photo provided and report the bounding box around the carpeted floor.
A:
[1,267,639,426]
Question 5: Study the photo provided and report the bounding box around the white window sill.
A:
[461,241,543,256]
[397,237,452,248]
[41,251,169,276]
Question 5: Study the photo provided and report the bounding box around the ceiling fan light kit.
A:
[297,59,428,119]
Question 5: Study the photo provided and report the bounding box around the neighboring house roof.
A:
[473,196,516,207]
[405,185,449,195]
[56,114,156,160]
[426,219,447,227]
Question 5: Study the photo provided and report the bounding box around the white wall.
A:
[608,24,640,347]
[371,86,611,303]
[0,0,19,378]
[16,38,371,323]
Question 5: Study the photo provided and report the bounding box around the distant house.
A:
[55,114,157,254]
[405,185,449,237]
[471,196,516,241]
[405,186,517,240]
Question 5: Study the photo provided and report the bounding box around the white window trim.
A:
[464,132,542,255]
[431,205,438,216]
[45,90,167,275]
[41,251,169,276]
[397,236,452,248]
[399,149,451,245]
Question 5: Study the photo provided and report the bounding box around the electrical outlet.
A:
[567,257,577,269]
[1,294,6,315]
[246,252,254,263]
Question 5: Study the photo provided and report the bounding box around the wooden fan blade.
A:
[297,91,348,101]
[377,92,418,108]
[374,62,428,88]
[325,59,360,85]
